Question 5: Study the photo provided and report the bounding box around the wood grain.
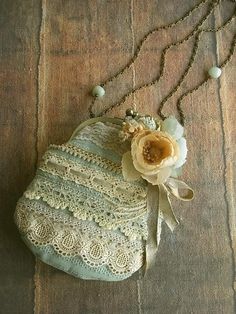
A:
[0,0,235,313]
[0,0,41,313]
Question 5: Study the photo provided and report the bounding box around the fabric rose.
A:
[122,130,180,185]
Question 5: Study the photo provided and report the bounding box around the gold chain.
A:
[89,0,236,125]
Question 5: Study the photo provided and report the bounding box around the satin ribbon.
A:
[144,178,194,275]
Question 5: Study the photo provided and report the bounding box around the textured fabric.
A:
[15,117,149,280]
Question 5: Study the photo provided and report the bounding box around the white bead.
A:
[208,66,222,79]
[92,85,105,98]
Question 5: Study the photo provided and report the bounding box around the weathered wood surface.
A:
[0,0,235,313]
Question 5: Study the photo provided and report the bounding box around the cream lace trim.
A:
[15,198,144,276]
[40,149,146,203]
[49,143,122,173]
[22,141,149,240]
[24,172,148,240]
[73,122,130,156]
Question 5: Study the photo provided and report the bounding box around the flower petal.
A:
[171,166,183,178]
[122,151,141,182]
[141,167,172,185]
[161,116,184,140]
[174,137,187,168]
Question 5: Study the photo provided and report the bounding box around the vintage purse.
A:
[14,114,194,281]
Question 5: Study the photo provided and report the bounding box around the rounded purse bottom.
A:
[22,235,134,281]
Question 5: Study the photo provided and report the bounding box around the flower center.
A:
[143,139,172,164]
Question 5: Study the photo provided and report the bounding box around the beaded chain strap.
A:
[89,0,236,125]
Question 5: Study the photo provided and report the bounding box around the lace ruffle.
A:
[24,173,148,240]
[15,198,144,276]
[24,138,148,240]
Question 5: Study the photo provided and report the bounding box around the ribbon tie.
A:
[144,178,194,275]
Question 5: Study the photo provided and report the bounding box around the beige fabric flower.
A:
[122,130,179,185]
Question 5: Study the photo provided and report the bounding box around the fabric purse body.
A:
[15,117,149,281]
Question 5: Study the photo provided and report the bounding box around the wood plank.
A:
[216,1,236,296]
[134,1,236,313]
[0,0,41,313]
